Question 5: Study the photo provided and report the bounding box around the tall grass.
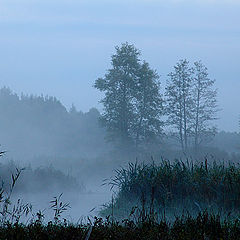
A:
[1,153,240,239]
[101,159,240,220]
[2,211,240,240]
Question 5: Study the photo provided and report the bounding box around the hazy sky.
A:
[0,0,239,131]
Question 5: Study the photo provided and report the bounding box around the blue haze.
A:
[0,0,239,131]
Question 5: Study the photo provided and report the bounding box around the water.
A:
[11,180,112,224]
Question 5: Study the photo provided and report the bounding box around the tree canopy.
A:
[94,43,164,150]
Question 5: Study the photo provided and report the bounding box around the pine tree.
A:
[69,104,77,115]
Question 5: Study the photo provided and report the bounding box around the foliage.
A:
[94,43,164,149]
[0,87,107,160]
[0,211,240,239]
[0,153,32,225]
[135,62,164,148]
[165,60,219,153]
[101,159,240,220]
[191,61,218,150]
[165,59,193,152]
[50,193,71,224]
[1,151,240,239]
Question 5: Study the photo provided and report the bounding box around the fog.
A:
[0,0,240,131]
[0,0,240,224]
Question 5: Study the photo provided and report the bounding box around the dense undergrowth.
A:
[101,159,240,220]
[1,212,240,239]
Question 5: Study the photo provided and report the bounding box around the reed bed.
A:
[1,154,240,239]
[101,159,240,220]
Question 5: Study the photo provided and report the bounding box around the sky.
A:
[0,0,239,131]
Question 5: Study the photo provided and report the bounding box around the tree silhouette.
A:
[94,43,164,149]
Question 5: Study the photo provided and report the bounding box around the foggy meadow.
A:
[0,0,240,239]
[0,45,240,222]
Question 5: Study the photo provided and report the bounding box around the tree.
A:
[165,59,193,152]
[134,61,164,148]
[94,43,140,147]
[94,43,164,149]
[191,61,218,150]
[165,59,219,153]
[69,104,77,115]
[239,115,240,133]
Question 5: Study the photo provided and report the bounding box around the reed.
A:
[101,158,240,220]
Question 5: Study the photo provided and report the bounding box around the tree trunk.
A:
[194,86,200,152]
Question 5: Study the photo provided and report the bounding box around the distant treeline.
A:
[0,87,108,160]
[0,86,239,162]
